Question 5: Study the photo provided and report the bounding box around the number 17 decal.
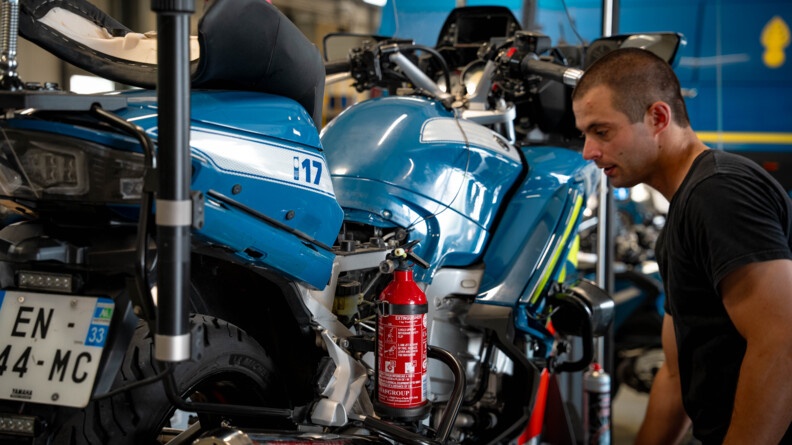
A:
[293,156,323,185]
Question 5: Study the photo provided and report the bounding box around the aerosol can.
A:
[583,362,611,444]
[374,242,431,420]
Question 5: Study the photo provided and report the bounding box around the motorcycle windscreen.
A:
[18,0,325,125]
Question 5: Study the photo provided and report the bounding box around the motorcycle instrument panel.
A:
[0,291,114,407]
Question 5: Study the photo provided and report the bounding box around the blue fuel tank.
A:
[321,96,524,280]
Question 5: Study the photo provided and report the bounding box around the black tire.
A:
[51,314,288,444]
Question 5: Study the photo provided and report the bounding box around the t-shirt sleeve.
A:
[685,173,792,292]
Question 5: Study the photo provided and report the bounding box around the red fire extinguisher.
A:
[375,242,431,420]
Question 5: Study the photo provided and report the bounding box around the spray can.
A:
[583,362,611,445]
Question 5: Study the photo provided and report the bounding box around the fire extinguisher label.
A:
[378,313,427,407]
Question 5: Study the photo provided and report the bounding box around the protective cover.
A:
[18,0,325,124]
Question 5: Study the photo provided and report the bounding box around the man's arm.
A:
[720,258,792,444]
[634,314,691,445]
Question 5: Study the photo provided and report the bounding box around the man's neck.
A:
[652,127,709,201]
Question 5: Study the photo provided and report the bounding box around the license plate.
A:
[0,290,114,408]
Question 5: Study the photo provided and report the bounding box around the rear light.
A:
[0,127,145,203]
[0,413,36,436]
[18,270,74,293]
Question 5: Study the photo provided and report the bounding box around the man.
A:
[571,47,792,444]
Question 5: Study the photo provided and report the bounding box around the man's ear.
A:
[646,101,672,135]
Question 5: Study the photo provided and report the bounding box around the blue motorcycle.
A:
[0,2,680,444]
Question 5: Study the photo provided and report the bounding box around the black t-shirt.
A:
[656,149,792,444]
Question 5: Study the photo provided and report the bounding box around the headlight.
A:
[0,128,145,203]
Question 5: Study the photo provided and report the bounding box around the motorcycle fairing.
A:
[122,90,323,156]
[477,146,599,306]
[321,96,523,281]
[188,127,340,288]
[1,89,343,289]
[120,93,342,289]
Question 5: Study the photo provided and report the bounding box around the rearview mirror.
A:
[585,32,685,68]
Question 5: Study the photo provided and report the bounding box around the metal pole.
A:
[598,1,619,441]
[601,0,620,37]
[596,0,618,355]
[152,0,195,363]
[522,0,537,30]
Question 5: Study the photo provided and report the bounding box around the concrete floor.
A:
[613,386,650,443]
[612,386,701,445]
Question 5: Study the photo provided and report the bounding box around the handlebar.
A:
[520,57,583,87]
[325,59,352,75]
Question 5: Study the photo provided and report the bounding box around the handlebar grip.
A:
[325,59,352,75]
[520,58,583,87]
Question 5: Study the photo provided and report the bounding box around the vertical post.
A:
[522,0,537,31]
[601,0,618,38]
[597,1,619,442]
[596,0,618,365]
[152,0,194,363]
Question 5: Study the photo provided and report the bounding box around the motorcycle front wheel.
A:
[54,314,289,445]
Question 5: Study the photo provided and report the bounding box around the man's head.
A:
[571,48,691,192]
[572,47,689,127]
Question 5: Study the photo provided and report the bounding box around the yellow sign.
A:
[761,15,790,68]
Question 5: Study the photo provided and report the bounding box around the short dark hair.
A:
[572,47,690,127]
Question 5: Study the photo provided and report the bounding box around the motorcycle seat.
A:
[18,0,325,125]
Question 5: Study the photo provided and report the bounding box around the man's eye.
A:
[596,130,608,137]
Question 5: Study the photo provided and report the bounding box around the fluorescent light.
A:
[69,74,115,94]
[363,0,387,6]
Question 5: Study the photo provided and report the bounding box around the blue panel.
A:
[379,0,457,44]
[322,96,523,281]
[379,0,522,44]
[198,197,336,289]
[478,146,599,305]
[533,0,792,170]
[8,89,343,288]
[189,127,343,248]
[116,90,345,252]
[118,90,322,149]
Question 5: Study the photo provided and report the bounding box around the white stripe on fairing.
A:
[420,117,521,163]
[189,129,335,197]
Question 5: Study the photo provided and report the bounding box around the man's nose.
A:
[582,138,601,161]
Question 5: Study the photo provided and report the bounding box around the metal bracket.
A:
[191,190,204,230]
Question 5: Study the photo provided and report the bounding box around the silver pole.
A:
[596,0,618,344]
[601,0,614,37]
[596,1,618,441]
